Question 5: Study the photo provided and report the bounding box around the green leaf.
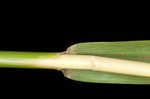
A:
[66,40,150,84]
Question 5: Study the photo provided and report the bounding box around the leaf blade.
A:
[66,40,150,84]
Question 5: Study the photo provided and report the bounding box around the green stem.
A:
[0,50,150,78]
[0,51,59,69]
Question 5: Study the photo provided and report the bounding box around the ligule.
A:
[65,40,150,84]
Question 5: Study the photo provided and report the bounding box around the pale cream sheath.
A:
[38,54,150,77]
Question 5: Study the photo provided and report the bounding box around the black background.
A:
[0,4,149,97]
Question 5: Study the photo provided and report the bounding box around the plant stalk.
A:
[0,51,150,77]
